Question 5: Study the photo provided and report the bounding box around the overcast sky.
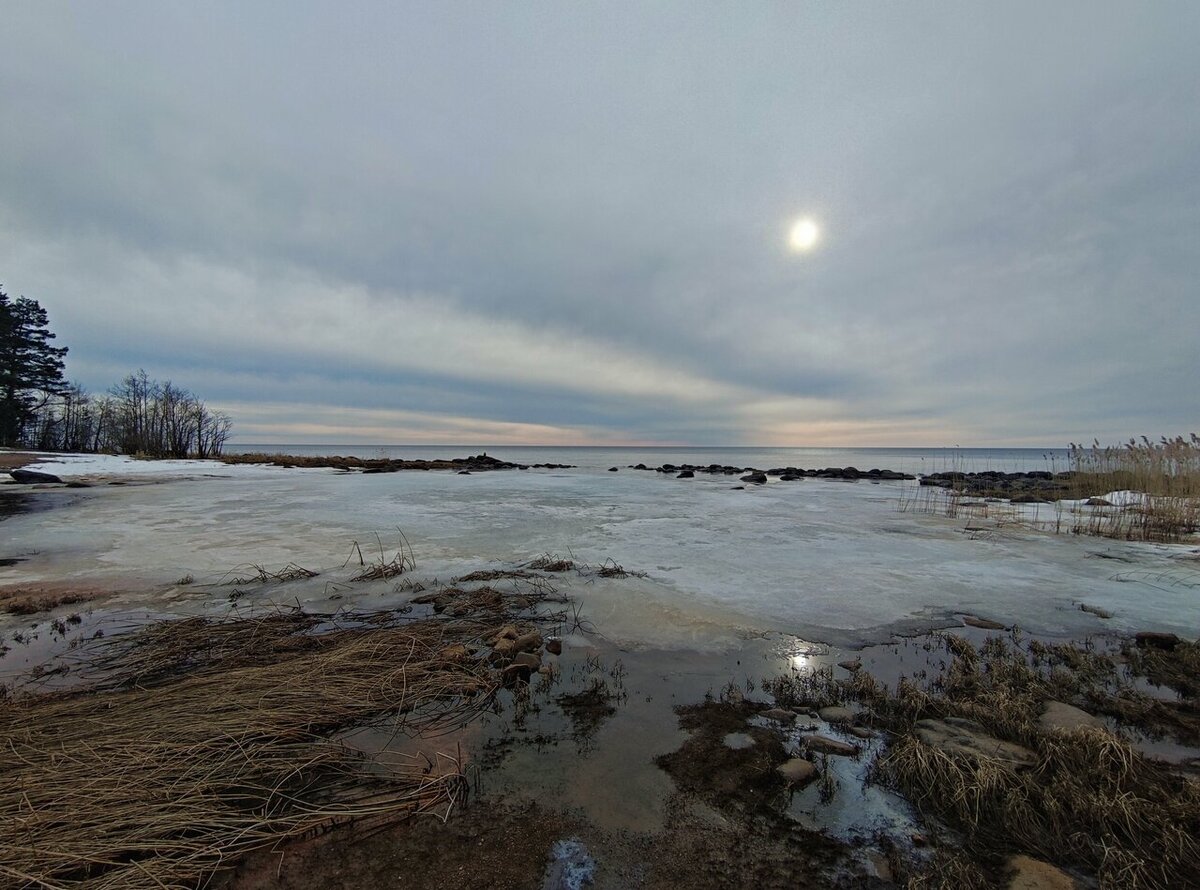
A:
[2,3,1197,446]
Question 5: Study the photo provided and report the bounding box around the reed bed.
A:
[0,610,507,889]
[1061,435,1200,542]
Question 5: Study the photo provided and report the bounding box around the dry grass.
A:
[219,562,319,585]
[0,609,508,889]
[855,633,1200,889]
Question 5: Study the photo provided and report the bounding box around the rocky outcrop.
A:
[8,469,63,484]
[912,717,1036,770]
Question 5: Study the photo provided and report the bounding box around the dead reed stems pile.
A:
[0,610,506,889]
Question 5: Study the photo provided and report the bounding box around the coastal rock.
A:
[776,757,818,786]
[546,638,563,656]
[502,662,532,685]
[962,615,1007,630]
[1079,603,1113,619]
[512,630,544,654]
[740,472,768,484]
[1006,855,1077,889]
[608,467,619,472]
[1085,497,1113,507]
[488,624,520,642]
[438,643,470,663]
[817,706,854,724]
[512,651,542,670]
[846,726,876,740]
[676,470,694,478]
[491,638,517,661]
[802,734,859,756]
[913,717,1036,770]
[837,658,862,672]
[1039,701,1105,734]
[1135,631,1181,650]
[9,469,63,484]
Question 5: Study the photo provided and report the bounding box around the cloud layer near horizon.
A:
[2,3,1197,446]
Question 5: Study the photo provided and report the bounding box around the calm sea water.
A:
[225,444,1072,475]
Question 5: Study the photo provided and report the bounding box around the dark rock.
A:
[740,472,767,484]
[545,638,563,656]
[1085,497,1113,506]
[676,470,694,478]
[802,734,859,756]
[1135,631,1181,651]
[457,470,472,475]
[608,467,619,472]
[776,757,818,786]
[9,469,63,484]
[962,615,1007,630]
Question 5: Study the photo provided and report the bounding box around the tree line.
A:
[1,285,232,457]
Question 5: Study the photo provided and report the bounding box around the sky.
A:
[1,2,1197,446]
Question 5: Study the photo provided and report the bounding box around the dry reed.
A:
[0,610,506,889]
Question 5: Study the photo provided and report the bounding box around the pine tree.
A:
[0,285,69,447]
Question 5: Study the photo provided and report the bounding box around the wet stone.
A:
[817,706,854,724]
[776,757,818,785]
[802,734,859,757]
[1039,701,1105,734]
[1006,855,1078,890]
[913,717,1036,770]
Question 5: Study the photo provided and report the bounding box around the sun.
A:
[788,217,820,252]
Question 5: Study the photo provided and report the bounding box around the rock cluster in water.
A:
[629,463,915,482]
[918,470,1077,501]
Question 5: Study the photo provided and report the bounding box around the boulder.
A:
[512,630,543,654]
[817,706,854,724]
[802,734,859,756]
[1085,497,1113,507]
[776,757,818,786]
[837,658,862,672]
[1039,701,1105,734]
[1135,631,1181,650]
[1006,855,1077,890]
[545,638,563,656]
[512,651,542,670]
[490,638,517,661]
[740,472,768,484]
[1079,603,1113,619]
[676,470,694,478]
[608,467,619,472]
[9,469,63,484]
[913,717,1036,770]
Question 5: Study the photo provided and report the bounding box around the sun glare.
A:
[788,217,820,252]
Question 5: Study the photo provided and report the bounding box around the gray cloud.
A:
[2,2,1197,445]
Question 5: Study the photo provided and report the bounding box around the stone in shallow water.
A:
[760,707,795,722]
[776,757,818,785]
[802,734,859,757]
[962,615,1007,630]
[1039,701,1104,734]
[818,706,854,724]
[723,732,755,750]
[913,718,1036,770]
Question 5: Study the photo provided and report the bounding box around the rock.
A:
[457,470,472,475]
[802,734,859,756]
[730,485,745,490]
[740,472,768,484]
[910,833,928,847]
[64,480,92,488]
[9,469,63,484]
[1006,855,1077,889]
[1135,631,1181,650]
[761,707,796,722]
[962,615,1007,630]
[491,638,517,661]
[776,757,818,785]
[847,726,876,740]
[438,643,470,662]
[502,662,532,685]
[512,630,544,654]
[676,470,694,478]
[837,658,862,672]
[1085,497,1113,507]
[817,706,855,724]
[488,624,520,642]
[512,651,542,670]
[545,638,563,656]
[1039,701,1105,734]
[608,467,619,472]
[913,717,1036,770]
[1079,603,1113,619]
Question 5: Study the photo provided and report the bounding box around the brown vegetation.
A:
[0,607,520,889]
